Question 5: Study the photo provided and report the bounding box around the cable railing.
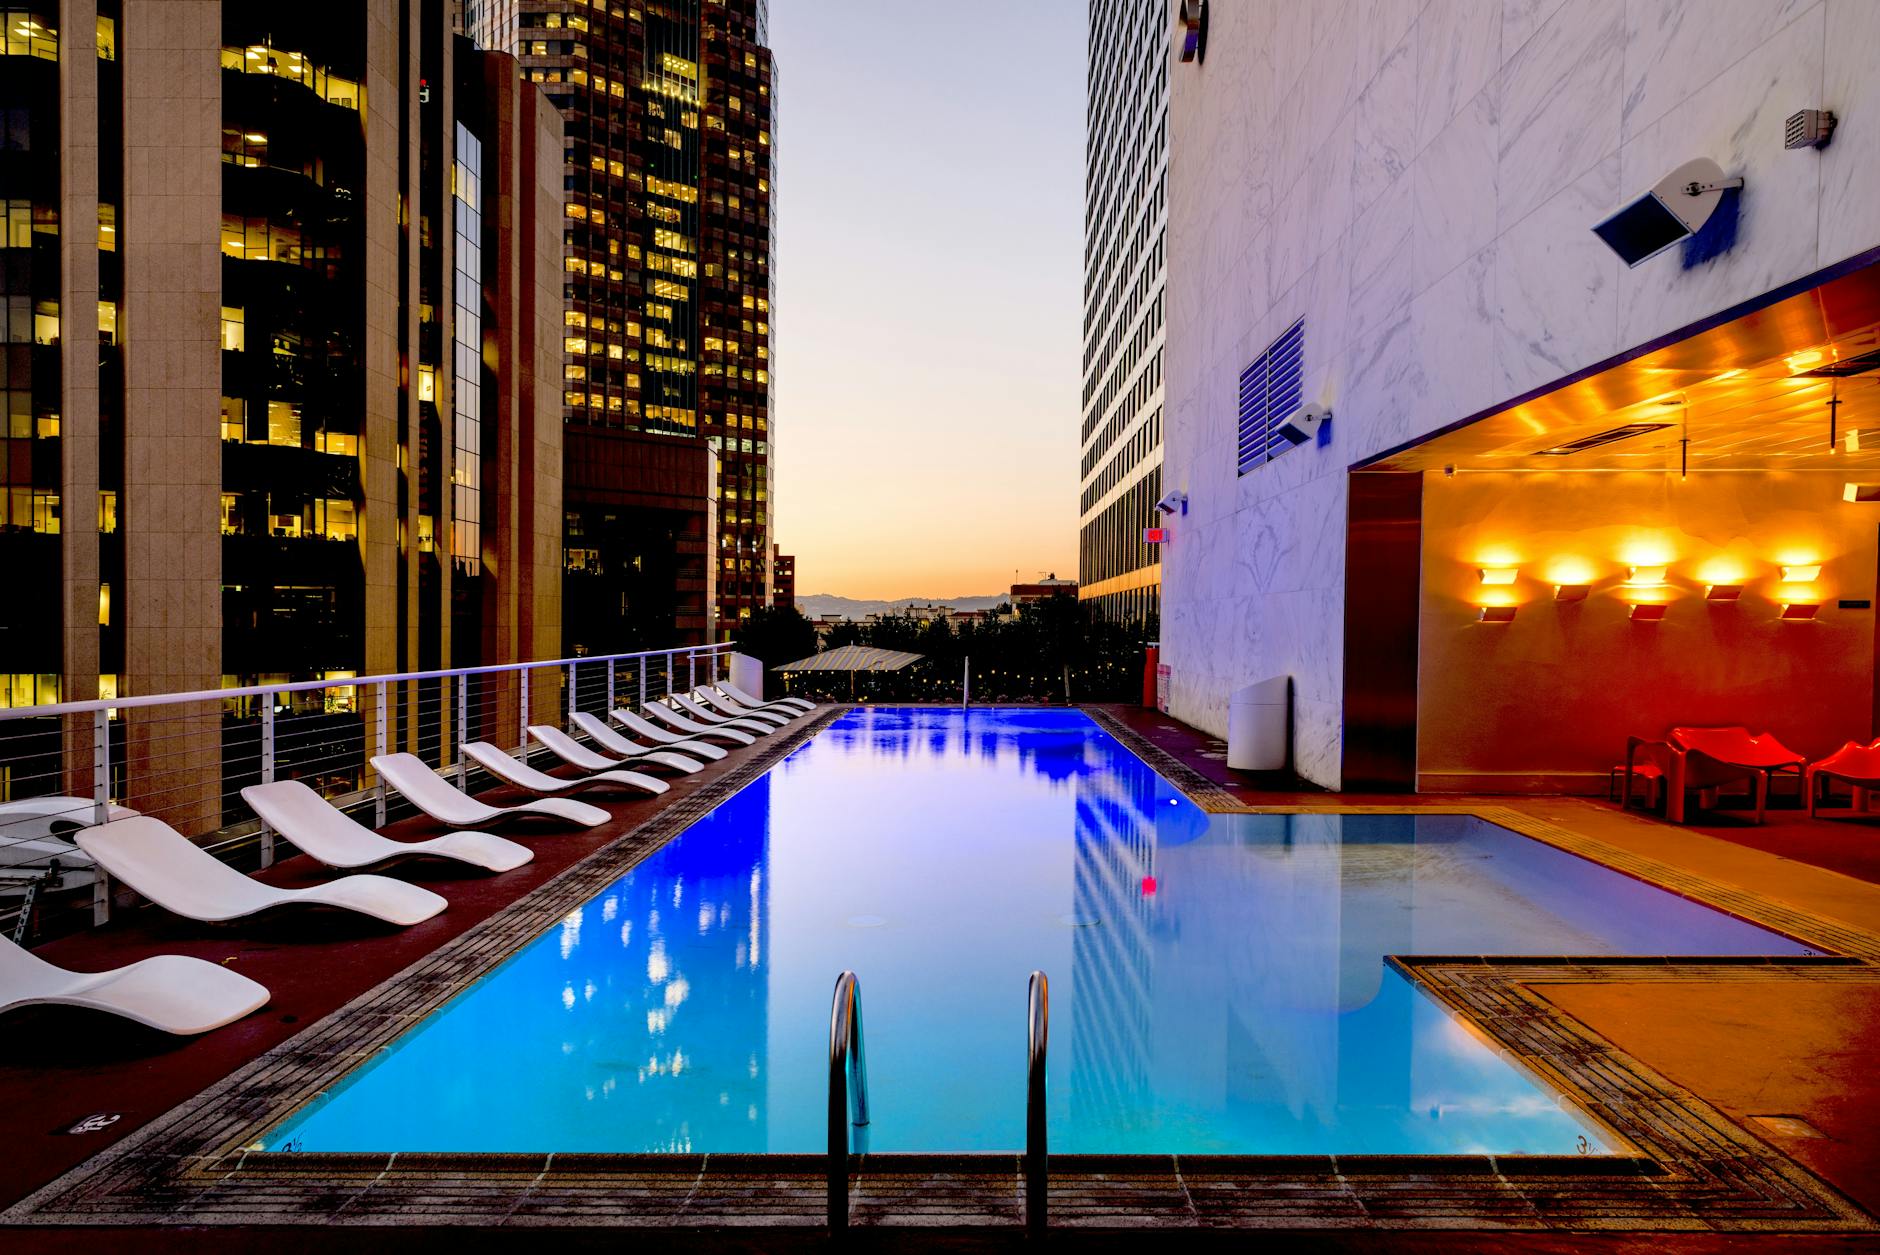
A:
[827,969,870,1230]
[0,642,736,939]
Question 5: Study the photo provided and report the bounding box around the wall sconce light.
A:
[1626,565,1668,586]
[1630,603,1669,622]
[1780,564,1821,582]
[1847,430,1862,453]
[1704,584,1744,601]
[1845,483,1880,502]
[1780,601,1821,621]
[1477,605,1517,623]
[1554,584,1591,602]
[1477,567,1518,585]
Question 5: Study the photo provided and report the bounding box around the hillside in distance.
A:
[795,593,1008,621]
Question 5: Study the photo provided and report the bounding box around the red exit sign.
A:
[1143,527,1169,544]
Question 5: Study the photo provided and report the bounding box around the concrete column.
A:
[119,0,221,833]
[58,0,101,796]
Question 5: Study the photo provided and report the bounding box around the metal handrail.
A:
[1026,969,1049,1234]
[827,969,870,1230]
[0,642,736,721]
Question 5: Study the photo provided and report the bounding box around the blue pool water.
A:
[266,708,1812,1156]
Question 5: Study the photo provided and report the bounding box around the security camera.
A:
[1274,402,1330,447]
[1591,157,1743,267]
[1154,489,1187,516]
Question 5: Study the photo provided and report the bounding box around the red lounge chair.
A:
[1624,726,1806,824]
[1807,740,1880,817]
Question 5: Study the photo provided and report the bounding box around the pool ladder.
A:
[826,969,1050,1234]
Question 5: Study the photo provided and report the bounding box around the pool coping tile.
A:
[3,704,1876,1234]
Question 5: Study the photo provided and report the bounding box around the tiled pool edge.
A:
[2,704,1874,1234]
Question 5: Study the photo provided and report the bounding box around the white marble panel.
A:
[1341,304,1427,464]
[1820,0,1880,267]
[1621,0,1818,139]
[1413,88,1499,293]
[1354,25,1417,219]
[1416,0,1501,154]
[1493,153,1620,399]
[1495,0,1623,228]
[1345,172,1416,352]
[1501,0,1570,62]
[1412,244,1499,432]
[1615,5,1825,347]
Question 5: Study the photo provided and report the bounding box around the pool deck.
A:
[4,702,1880,1250]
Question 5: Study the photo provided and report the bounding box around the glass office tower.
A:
[1079,0,1166,624]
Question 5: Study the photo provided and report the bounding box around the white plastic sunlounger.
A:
[619,705,755,747]
[717,681,812,716]
[0,934,270,1035]
[460,740,669,798]
[665,693,776,736]
[76,817,446,927]
[373,752,609,829]
[694,687,792,726]
[241,780,533,874]
[530,723,703,776]
[572,710,727,762]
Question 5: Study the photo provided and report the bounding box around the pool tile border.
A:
[3,705,1876,1233]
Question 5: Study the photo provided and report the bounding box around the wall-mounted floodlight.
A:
[1554,584,1590,602]
[1591,158,1742,267]
[1705,585,1743,602]
[1477,605,1516,623]
[1630,603,1669,622]
[1477,568,1517,586]
[1845,483,1880,502]
[1780,564,1821,583]
[1177,0,1208,63]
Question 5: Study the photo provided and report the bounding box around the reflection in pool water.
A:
[268,708,1807,1155]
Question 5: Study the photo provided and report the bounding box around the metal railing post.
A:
[91,710,110,925]
[666,651,676,696]
[518,668,531,754]
[606,658,616,710]
[1027,970,1050,1235]
[567,661,578,720]
[374,681,389,827]
[258,696,276,868]
[456,674,469,789]
[687,650,696,692]
[638,658,648,710]
[828,971,869,1231]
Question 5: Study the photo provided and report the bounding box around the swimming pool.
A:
[265,707,1811,1157]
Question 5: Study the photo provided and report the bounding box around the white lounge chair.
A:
[373,751,610,829]
[532,723,703,775]
[0,934,269,1035]
[620,705,755,747]
[241,781,533,874]
[694,687,792,726]
[460,740,669,799]
[572,710,727,762]
[75,817,446,927]
[0,796,139,899]
[662,694,776,736]
[718,681,812,716]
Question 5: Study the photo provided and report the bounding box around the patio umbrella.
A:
[774,645,925,700]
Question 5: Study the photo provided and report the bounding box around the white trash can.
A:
[1226,677,1289,771]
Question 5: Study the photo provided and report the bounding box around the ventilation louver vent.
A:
[1237,319,1304,475]
[1534,422,1673,457]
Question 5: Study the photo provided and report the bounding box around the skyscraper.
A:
[464,0,776,645]
[0,0,564,713]
[1079,0,1165,624]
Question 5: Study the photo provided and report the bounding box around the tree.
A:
[734,605,818,668]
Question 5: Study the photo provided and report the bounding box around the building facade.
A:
[0,0,563,711]
[464,0,777,644]
[770,543,792,611]
[1161,0,1880,792]
[1078,0,1166,625]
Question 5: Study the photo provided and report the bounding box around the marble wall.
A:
[1162,0,1880,787]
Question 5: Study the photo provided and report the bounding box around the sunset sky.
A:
[767,1,1084,599]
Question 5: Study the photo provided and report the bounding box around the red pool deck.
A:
[4,702,1880,1250]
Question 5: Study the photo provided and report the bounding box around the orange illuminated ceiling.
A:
[1365,256,1880,473]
